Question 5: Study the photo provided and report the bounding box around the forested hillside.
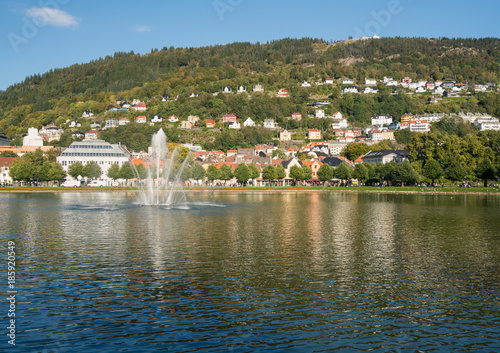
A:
[0,37,499,138]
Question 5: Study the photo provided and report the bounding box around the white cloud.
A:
[24,7,79,28]
[134,25,152,33]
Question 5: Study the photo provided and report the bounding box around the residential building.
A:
[401,77,412,84]
[136,116,147,123]
[363,87,378,94]
[151,115,163,123]
[189,93,198,98]
[277,89,289,97]
[180,121,192,129]
[243,118,255,127]
[328,141,348,156]
[325,78,334,84]
[342,78,354,85]
[301,81,311,87]
[343,86,358,94]
[72,131,84,139]
[90,121,102,129]
[205,119,216,128]
[39,125,63,142]
[361,150,409,164]
[280,130,292,141]
[290,112,302,120]
[371,115,393,126]
[222,86,232,93]
[0,135,10,146]
[222,114,237,123]
[0,157,16,185]
[426,82,435,90]
[308,129,322,140]
[253,85,264,92]
[315,109,325,118]
[237,86,246,93]
[132,102,147,111]
[409,119,430,132]
[119,118,130,125]
[82,110,94,118]
[228,122,241,129]
[168,115,179,122]
[370,129,395,142]
[187,115,200,124]
[365,78,377,86]
[331,119,348,130]
[263,119,277,129]
[105,119,118,128]
[385,80,398,86]
[301,159,323,179]
[332,112,343,120]
[400,114,414,125]
[57,139,131,177]
[85,130,99,140]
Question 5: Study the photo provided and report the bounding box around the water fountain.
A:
[134,129,190,207]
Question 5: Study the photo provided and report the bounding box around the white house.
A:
[228,122,241,129]
[343,86,358,94]
[342,78,354,85]
[365,78,377,86]
[385,80,398,86]
[189,93,198,98]
[415,87,426,93]
[243,118,255,127]
[168,115,179,122]
[263,119,276,129]
[90,121,101,129]
[82,110,94,118]
[23,128,43,147]
[136,116,147,124]
[151,115,163,123]
[371,115,393,126]
[332,112,343,120]
[315,109,325,118]
[222,86,232,93]
[119,118,130,126]
[363,87,378,94]
[237,86,246,93]
[85,130,99,140]
[132,102,147,111]
[301,81,311,87]
[253,85,264,92]
[331,119,348,130]
[105,119,118,128]
[325,78,334,84]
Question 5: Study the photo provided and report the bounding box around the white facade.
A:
[243,118,255,127]
[328,141,348,156]
[371,115,393,126]
[151,115,163,123]
[228,122,241,129]
[331,119,348,130]
[365,78,377,86]
[342,78,354,85]
[315,109,325,118]
[301,81,311,87]
[409,120,430,132]
[23,128,44,147]
[363,87,378,94]
[57,140,131,179]
[263,119,276,129]
[343,86,358,94]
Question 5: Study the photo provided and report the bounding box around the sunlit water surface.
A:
[1,192,499,352]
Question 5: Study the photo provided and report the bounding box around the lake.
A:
[1,191,499,352]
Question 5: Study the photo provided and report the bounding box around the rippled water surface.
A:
[1,191,499,352]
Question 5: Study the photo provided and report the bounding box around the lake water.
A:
[1,191,499,352]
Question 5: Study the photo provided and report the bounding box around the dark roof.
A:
[362,150,409,159]
[323,157,348,168]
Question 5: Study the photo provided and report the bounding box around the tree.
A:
[206,164,221,185]
[275,164,286,186]
[423,158,443,185]
[476,158,496,187]
[272,149,287,159]
[352,163,369,183]
[118,163,135,180]
[191,164,206,184]
[317,163,334,185]
[300,165,313,182]
[234,163,250,185]
[248,164,260,182]
[334,163,352,182]
[341,142,370,161]
[9,158,35,182]
[83,161,102,179]
[135,163,148,179]
[445,159,466,184]
[107,163,121,180]
[262,165,277,185]
[0,151,17,157]
[289,165,303,183]
[68,162,84,179]
[395,160,419,186]
[219,164,233,185]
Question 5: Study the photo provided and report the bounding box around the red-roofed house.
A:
[119,118,130,125]
[205,119,215,128]
[168,115,179,122]
[0,157,17,185]
[133,102,147,111]
[85,130,99,140]
[222,114,237,123]
[308,129,322,140]
[136,116,147,123]
[301,159,324,179]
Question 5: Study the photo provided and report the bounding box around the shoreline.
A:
[1,187,499,196]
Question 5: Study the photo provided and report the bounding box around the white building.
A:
[315,109,325,118]
[301,81,311,87]
[228,122,241,129]
[237,86,246,93]
[365,78,377,86]
[343,86,358,94]
[409,120,430,133]
[363,87,378,94]
[23,128,44,147]
[151,115,163,123]
[331,119,348,130]
[342,78,354,85]
[57,140,131,178]
[82,110,94,118]
[332,112,343,120]
[328,141,348,156]
[243,118,255,127]
[105,119,118,128]
[263,119,277,129]
[371,115,393,126]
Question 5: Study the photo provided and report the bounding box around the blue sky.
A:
[1,0,499,91]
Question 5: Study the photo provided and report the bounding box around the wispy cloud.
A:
[134,25,152,33]
[24,7,79,28]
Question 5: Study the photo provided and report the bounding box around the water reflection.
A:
[1,192,499,351]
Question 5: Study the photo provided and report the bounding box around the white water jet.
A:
[134,129,189,207]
